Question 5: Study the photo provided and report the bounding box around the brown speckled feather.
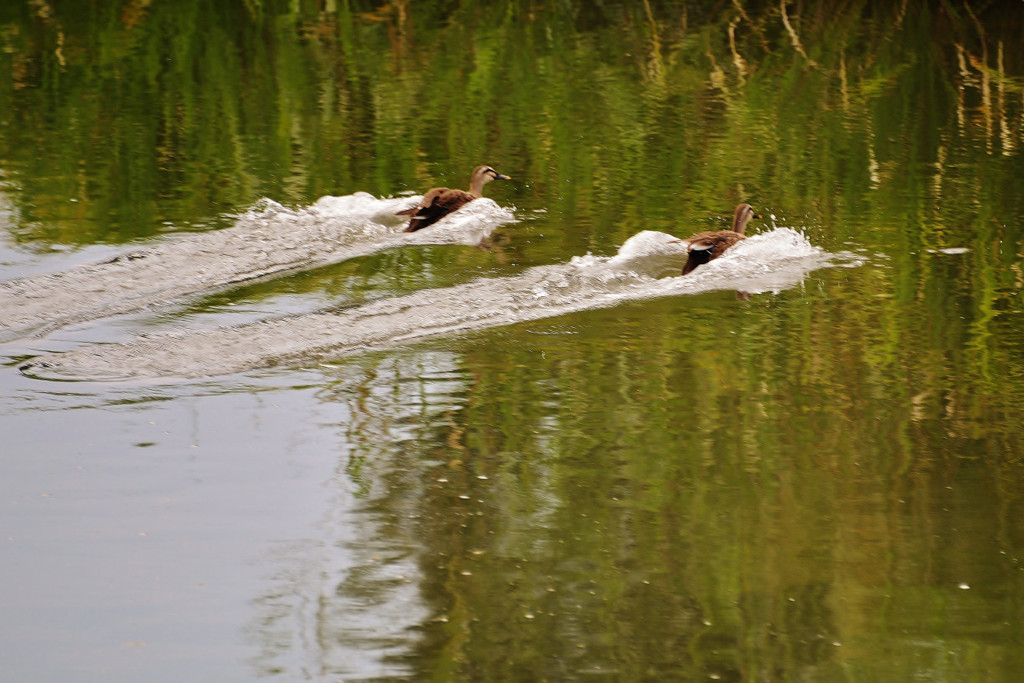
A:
[681,231,746,274]
[398,188,476,232]
[681,204,761,275]
[397,165,510,232]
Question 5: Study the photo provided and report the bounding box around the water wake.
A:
[0,193,515,342]
[20,228,858,381]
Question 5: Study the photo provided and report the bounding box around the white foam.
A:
[20,226,856,380]
[925,247,970,255]
[0,193,517,341]
[606,230,690,278]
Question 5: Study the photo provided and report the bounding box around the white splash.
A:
[0,193,516,341]
[606,230,690,278]
[20,226,852,381]
[925,247,970,255]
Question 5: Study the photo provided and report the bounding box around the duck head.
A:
[469,165,511,195]
[732,204,762,235]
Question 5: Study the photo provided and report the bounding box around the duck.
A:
[681,203,762,275]
[396,165,511,232]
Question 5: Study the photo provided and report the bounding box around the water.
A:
[0,194,515,341]
[16,204,845,379]
[3,2,1024,681]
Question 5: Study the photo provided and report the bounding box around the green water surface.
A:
[2,1,1024,680]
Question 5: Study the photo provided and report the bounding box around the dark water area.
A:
[3,1,1024,680]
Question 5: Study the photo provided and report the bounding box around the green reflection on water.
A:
[4,1,1023,252]
[4,0,1024,680]
[321,263,1024,679]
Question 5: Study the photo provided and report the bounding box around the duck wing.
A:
[399,188,476,232]
[681,231,745,275]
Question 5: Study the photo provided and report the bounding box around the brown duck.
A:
[681,203,762,275]
[397,165,511,232]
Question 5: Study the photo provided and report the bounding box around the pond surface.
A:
[3,2,1024,680]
